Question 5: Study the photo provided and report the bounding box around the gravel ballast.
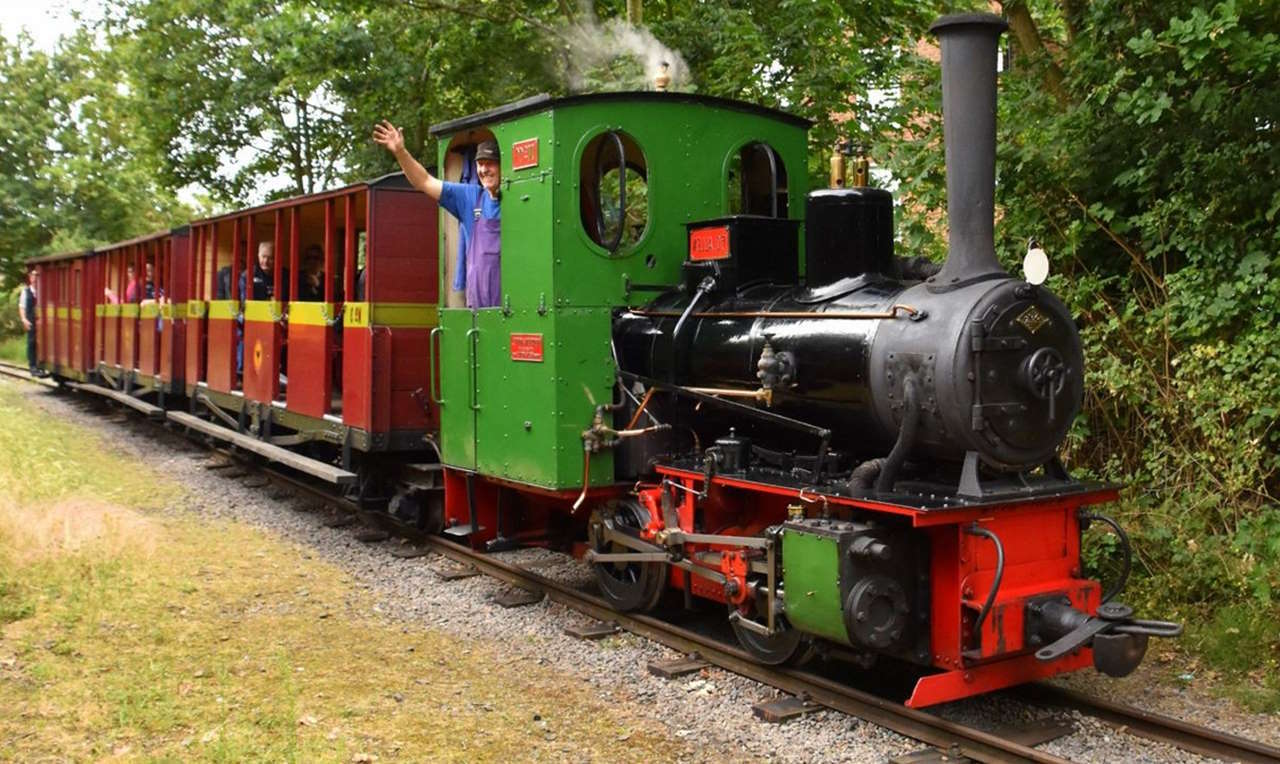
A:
[19,380,1279,763]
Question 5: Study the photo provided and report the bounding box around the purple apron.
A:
[464,208,501,309]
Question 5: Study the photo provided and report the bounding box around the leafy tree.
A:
[878,0,1280,632]
[0,36,60,282]
[0,31,188,285]
[103,0,379,202]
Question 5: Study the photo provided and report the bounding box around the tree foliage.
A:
[878,0,1280,644]
[0,32,188,284]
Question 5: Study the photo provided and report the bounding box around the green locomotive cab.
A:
[430,92,810,490]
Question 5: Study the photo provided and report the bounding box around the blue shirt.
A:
[439,182,500,292]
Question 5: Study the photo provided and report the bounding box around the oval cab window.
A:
[580,131,648,255]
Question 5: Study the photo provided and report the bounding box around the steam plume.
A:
[556,11,690,92]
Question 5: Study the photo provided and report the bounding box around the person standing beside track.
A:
[372,121,502,309]
[18,268,39,375]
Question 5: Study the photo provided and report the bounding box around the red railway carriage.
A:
[183,173,437,478]
[90,228,189,398]
[28,249,95,381]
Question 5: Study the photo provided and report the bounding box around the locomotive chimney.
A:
[927,13,1009,290]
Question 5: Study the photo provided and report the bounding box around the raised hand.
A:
[372,120,405,155]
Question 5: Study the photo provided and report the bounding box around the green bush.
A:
[0,287,26,338]
[880,0,1280,674]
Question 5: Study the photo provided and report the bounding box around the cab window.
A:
[727,142,787,217]
[580,130,648,254]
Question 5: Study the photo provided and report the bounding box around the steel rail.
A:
[201,450,1280,764]
[12,357,1278,764]
[225,458,1062,763]
[414,532,1069,764]
[1016,684,1280,764]
[0,361,58,388]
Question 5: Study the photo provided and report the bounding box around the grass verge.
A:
[0,380,699,761]
[0,335,24,366]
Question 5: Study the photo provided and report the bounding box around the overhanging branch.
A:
[999,0,1069,107]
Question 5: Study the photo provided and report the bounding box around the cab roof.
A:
[429,91,813,137]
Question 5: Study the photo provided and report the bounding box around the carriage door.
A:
[437,307,477,470]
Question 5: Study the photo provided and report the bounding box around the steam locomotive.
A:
[29,12,1179,708]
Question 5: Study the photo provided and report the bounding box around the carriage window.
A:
[727,142,788,217]
[580,131,648,254]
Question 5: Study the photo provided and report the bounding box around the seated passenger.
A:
[216,265,232,300]
[143,261,156,300]
[238,241,289,303]
[124,264,141,303]
[298,246,325,302]
[373,121,501,308]
[139,262,160,307]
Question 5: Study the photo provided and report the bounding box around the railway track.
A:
[6,360,1279,764]
[0,360,57,388]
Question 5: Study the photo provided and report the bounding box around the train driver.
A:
[372,121,501,309]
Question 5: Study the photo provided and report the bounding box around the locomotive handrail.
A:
[627,303,923,320]
[428,326,444,405]
[466,327,480,411]
[595,130,627,253]
[619,371,829,442]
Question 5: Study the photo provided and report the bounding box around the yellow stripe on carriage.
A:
[70,307,82,320]
[207,300,238,320]
[187,300,206,319]
[342,302,439,328]
[120,304,140,318]
[140,304,161,320]
[243,300,283,323]
[55,307,69,319]
[286,302,339,327]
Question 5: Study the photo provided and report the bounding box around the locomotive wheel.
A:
[590,499,668,613]
[730,610,818,667]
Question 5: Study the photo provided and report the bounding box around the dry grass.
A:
[0,380,704,761]
[0,497,158,565]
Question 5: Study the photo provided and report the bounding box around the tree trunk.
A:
[627,0,642,26]
[1000,1,1069,106]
